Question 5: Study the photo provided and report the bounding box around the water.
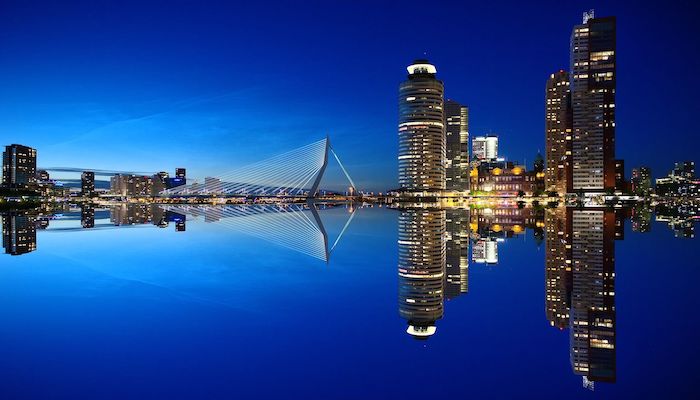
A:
[0,203,697,398]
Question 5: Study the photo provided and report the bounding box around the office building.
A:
[2,144,37,187]
[444,100,469,192]
[81,171,96,197]
[398,60,445,192]
[398,208,445,339]
[472,135,498,162]
[631,167,652,196]
[471,238,498,264]
[110,174,153,197]
[656,161,699,197]
[614,159,626,192]
[545,70,573,193]
[570,11,616,192]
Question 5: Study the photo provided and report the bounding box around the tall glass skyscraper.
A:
[545,70,573,193]
[445,100,469,192]
[398,60,445,192]
[570,11,616,192]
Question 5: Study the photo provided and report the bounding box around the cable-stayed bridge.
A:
[161,137,356,198]
[162,203,356,262]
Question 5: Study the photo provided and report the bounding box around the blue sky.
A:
[1,0,698,191]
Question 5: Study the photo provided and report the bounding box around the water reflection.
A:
[396,201,697,390]
[0,203,358,262]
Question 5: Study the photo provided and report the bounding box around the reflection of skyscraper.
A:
[81,205,95,228]
[445,209,469,299]
[544,208,572,329]
[570,209,616,388]
[398,208,445,339]
[2,213,37,255]
[444,100,469,192]
[398,60,445,192]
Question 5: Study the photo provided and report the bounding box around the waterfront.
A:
[0,204,697,398]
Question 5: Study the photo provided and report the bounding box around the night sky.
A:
[1,0,698,192]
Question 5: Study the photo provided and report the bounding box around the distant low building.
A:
[471,161,535,196]
[656,161,698,197]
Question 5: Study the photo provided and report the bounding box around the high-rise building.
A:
[398,208,445,339]
[570,209,616,388]
[444,100,469,192]
[631,167,652,196]
[398,60,445,192]
[2,144,37,187]
[152,172,169,196]
[81,171,96,197]
[471,135,498,162]
[2,212,37,255]
[545,70,573,193]
[110,175,153,197]
[176,168,186,179]
[570,11,616,192]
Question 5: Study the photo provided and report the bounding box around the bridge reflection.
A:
[2,202,356,261]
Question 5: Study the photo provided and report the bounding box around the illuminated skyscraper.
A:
[570,209,616,388]
[570,11,617,192]
[444,100,469,192]
[398,208,445,339]
[545,70,573,193]
[2,144,37,187]
[398,60,445,192]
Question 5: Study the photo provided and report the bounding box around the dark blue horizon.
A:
[1,0,698,192]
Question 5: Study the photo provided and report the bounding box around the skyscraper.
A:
[545,70,573,193]
[398,60,445,192]
[471,135,498,162]
[398,208,445,339]
[2,144,37,187]
[444,100,469,192]
[570,11,616,192]
[81,171,95,197]
[631,167,652,196]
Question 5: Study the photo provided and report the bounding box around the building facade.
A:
[398,60,445,192]
[81,171,96,197]
[472,135,498,162]
[2,144,37,187]
[570,12,617,192]
[545,70,573,193]
[444,100,469,192]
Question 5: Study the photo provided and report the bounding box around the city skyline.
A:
[1,2,698,192]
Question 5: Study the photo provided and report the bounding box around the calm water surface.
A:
[0,203,697,399]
